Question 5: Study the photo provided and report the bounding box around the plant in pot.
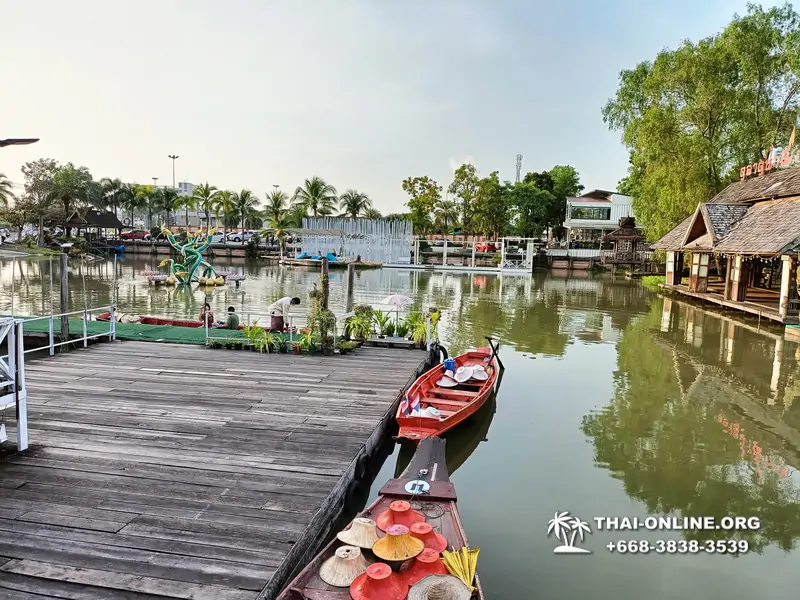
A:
[299,334,313,354]
[272,336,290,353]
[404,313,424,341]
[206,339,218,349]
[316,309,337,354]
[382,320,395,338]
[292,340,302,354]
[394,320,410,339]
[337,340,358,354]
[374,311,391,339]
[257,331,275,353]
[347,315,373,342]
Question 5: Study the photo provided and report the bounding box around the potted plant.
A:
[272,337,289,353]
[321,335,335,355]
[207,339,218,349]
[337,340,358,354]
[299,334,313,354]
[395,321,410,339]
[292,341,302,355]
[382,320,395,338]
[374,311,391,339]
[256,331,275,353]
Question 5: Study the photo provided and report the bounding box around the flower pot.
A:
[292,345,302,355]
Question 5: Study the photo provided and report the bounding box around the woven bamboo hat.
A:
[318,545,371,587]
[337,517,380,549]
[372,524,425,562]
[376,500,425,532]
[453,366,474,383]
[408,574,472,600]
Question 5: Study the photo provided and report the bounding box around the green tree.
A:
[448,164,479,233]
[293,176,337,217]
[338,189,372,218]
[363,207,382,219]
[547,165,584,233]
[49,163,99,236]
[263,189,288,224]
[507,182,554,238]
[212,190,236,237]
[603,4,800,241]
[471,171,508,238]
[434,199,459,233]
[385,212,411,221]
[0,173,15,207]
[192,182,219,231]
[233,189,259,242]
[178,192,195,230]
[156,187,180,227]
[402,176,441,234]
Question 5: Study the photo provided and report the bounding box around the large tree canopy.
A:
[603,3,800,241]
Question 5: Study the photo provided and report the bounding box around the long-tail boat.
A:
[395,338,502,443]
[276,436,484,599]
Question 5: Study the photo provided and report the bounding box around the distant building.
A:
[562,189,635,245]
[177,181,195,196]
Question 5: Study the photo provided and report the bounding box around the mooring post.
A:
[345,263,355,312]
[320,258,329,310]
[59,252,69,343]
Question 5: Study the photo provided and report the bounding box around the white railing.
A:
[548,249,603,258]
[0,318,28,451]
[10,306,117,357]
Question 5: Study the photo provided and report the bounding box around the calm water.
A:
[2,255,800,599]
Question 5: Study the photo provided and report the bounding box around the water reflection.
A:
[582,297,800,554]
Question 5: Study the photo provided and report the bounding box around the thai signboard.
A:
[740,126,800,180]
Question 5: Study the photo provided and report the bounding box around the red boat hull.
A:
[396,347,498,442]
[96,312,243,329]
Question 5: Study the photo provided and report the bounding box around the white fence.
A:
[0,318,28,451]
[301,217,414,264]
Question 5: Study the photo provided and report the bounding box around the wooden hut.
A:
[653,167,800,324]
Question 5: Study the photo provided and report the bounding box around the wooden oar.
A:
[484,336,504,371]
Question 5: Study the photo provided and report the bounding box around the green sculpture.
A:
[159,226,222,285]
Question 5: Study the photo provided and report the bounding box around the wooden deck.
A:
[662,283,793,324]
[0,341,428,599]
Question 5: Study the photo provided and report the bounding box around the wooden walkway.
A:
[0,341,427,599]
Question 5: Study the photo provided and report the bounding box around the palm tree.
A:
[117,183,141,229]
[434,199,459,233]
[157,187,180,227]
[192,182,218,232]
[142,186,160,229]
[363,207,382,219]
[0,173,15,207]
[260,211,298,258]
[292,176,337,218]
[338,189,372,218]
[263,189,288,223]
[212,190,236,238]
[178,193,196,231]
[233,189,258,244]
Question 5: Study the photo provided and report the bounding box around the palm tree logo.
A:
[547,511,592,554]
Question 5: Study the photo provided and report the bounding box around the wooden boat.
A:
[395,340,501,443]
[276,436,484,599]
[95,312,250,330]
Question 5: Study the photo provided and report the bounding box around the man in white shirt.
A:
[268,296,301,331]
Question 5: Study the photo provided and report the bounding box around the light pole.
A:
[168,155,179,190]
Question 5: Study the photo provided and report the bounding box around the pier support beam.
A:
[779,255,797,320]
[345,263,355,312]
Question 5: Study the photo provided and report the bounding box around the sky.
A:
[1,0,782,214]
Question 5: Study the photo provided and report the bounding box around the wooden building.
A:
[600,217,650,273]
[653,167,800,325]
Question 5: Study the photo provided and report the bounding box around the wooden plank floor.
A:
[0,341,426,600]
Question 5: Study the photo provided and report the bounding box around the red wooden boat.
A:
[276,436,484,599]
[395,340,501,443]
[96,312,248,330]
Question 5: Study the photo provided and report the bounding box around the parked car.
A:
[226,230,256,243]
[121,230,150,240]
[209,232,227,243]
[476,242,498,252]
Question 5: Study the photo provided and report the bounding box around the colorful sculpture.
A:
[159,225,223,285]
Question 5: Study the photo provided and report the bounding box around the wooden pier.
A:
[0,341,430,599]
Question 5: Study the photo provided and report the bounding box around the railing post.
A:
[110,306,116,341]
[48,315,54,356]
[83,309,88,347]
[14,321,28,451]
[60,253,69,344]
[289,316,293,344]
[425,315,432,351]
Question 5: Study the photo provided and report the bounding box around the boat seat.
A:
[425,398,470,408]
[431,388,479,399]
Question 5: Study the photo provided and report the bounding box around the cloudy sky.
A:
[1,0,777,213]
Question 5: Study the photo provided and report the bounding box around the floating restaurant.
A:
[654,140,800,328]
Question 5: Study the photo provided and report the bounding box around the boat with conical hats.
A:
[396,338,503,442]
[275,436,485,599]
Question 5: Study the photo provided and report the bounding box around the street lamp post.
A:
[168,154,179,190]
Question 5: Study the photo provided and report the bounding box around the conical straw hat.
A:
[376,500,425,532]
[453,366,474,383]
[399,548,449,587]
[318,545,371,587]
[337,517,380,549]
[350,562,408,600]
[470,364,489,381]
[372,524,425,561]
[409,521,448,553]
[407,574,472,600]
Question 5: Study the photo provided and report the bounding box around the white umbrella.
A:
[381,294,413,306]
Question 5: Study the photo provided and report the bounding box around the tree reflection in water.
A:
[582,299,800,553]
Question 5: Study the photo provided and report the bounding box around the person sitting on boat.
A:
[268,296,301,331]
[198,303,214,327]
[215,306,239,329]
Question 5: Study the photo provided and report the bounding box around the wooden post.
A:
[471,242,476,268]
[320,258,329,310]
[779,255,794,320]
[724,256,733,299]
[345,263,355,312]
[60,252,69,343]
